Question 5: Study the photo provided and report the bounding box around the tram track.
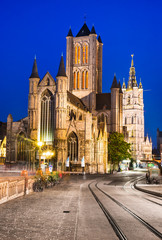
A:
[124,176,162,206]
[89,180,162,239]
[88,182,128,240]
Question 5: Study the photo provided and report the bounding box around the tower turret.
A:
[55,55,68,171]
[28,57,40,139]
[66,27,73,91]
[111,74,120,132]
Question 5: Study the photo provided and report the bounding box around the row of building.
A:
[0,23,153,173]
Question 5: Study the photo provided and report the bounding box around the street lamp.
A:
[42,151,54,174]
[37,141,43,175]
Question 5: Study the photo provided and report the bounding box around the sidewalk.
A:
[135,175,162,196]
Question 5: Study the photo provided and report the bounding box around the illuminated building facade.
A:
[122,55,152,161]
[5,23,152,172]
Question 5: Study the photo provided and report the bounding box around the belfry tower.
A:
[122,55,144,160]
[66,23,103,110]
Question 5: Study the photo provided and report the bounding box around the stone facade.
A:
[5,23,152,172]
[122,55,152,160]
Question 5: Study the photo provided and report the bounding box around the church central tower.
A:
[66,23,103,110]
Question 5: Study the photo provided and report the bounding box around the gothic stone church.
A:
[6,23,152,173]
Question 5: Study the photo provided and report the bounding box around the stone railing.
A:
[0,176,35,204]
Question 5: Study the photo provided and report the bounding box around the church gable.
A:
[39,72,55,87]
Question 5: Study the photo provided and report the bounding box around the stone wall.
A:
[0,176,35,204]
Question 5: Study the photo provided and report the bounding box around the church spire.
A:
[139,78,143,89]
[127,54,138,89]
[122,78,126,89]
[30,57,39,78]
[56,55,67,77]
[111,74,118,89]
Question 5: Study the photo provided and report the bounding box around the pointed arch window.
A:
[40,89,54,143]
[77,72,80,89]
[83,44,88,64]
[132,116,134,124]
[86,45,88,63]
[75,46,77,64]
[86,71,88,89]
[74,72,76,89]
[75,45,80,64]
[68,132,78,161]
[82,71,85,89]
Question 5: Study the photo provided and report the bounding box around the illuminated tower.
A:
[66,23,103,110]
[122,55,145,160]
[55,55,68,170]
[28,57,40,139]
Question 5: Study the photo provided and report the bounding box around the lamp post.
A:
[42,151,54,174]
[37,141,43,175]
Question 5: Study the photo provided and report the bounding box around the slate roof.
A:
[90,25,96,34]
[56,55,67,77]
[67,91,88,111]
[30,58,39,78]
[0,122,7,141]
[96,93,111,110]
[111,75,118,89]
[98,35,102,43]
[76,23,90,37]
[67,27,73,37]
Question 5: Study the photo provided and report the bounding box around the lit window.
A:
[86,45,88,63]
[75,46,77,64]
[74,72,76,89]
[77,72,80,89]
[83,46,85,64]
[78,46,80,64]
[86,71,88,89]
[82,71,85,89]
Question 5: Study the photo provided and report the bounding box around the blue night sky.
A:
[0,0,162,147]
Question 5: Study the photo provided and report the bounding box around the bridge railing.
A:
[0,176,35,204]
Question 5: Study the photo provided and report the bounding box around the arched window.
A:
[40,89,54,143]
[86,45,88,63]
[77,72,80,89]
[128,95,130,104]
[82,71,85,89]
[17,132,27,161]
[101,113,104,122]
[86,71,88,89]
[83,44,88,64]
[75,46,77,64]
[83,45,85,64]
[132,116,133,124]
[74,72,76,89]
[125,117,127,125]
[75,45,80,64]
[68,132,78,161]
[78,46,80,64]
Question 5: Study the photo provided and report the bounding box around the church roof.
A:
[67,91,88,111]
[98,35,102,43]
[96,93,111,110]
[111,75,118,89]
[56,55,67,77]
[118,80,123,93]
[30,58,39,78]
[90,25,96,34]
[67,27,73,37]
[76,23,90,37]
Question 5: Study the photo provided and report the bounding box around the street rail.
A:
[88,182,128,240]
[96,182,162,239]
